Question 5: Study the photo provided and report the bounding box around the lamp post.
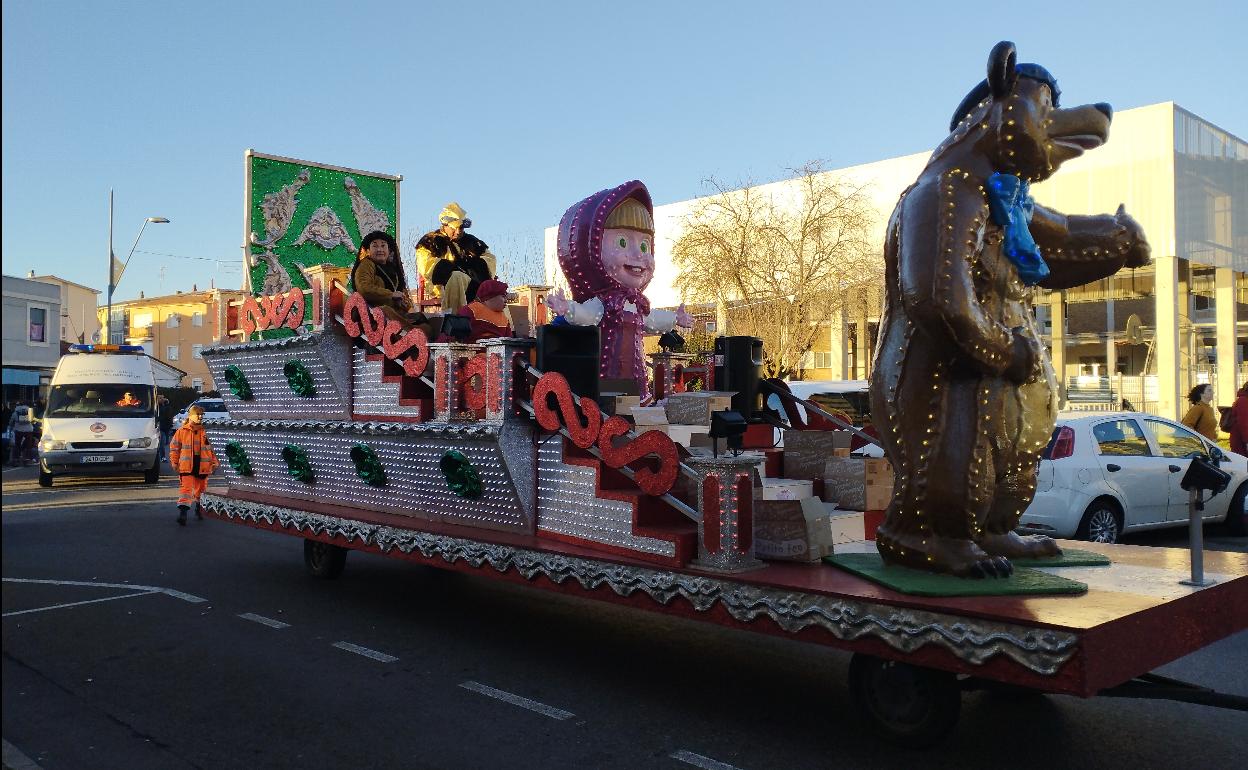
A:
[105,188,169,342]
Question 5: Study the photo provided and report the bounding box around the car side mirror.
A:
[1208,445,1226,466]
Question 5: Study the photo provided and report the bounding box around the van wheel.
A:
[39,469,54,488]
[143,461,160,484]
[304,539,347,579]
[1226,483,1246,537]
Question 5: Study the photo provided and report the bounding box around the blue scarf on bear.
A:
[986,172,1050,285]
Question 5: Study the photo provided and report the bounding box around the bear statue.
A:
[869,41,1150,577]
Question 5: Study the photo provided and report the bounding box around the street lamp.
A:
[105,188,169,342]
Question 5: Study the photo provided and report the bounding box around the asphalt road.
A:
[3,463,1246,770]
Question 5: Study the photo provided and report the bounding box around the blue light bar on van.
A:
[68,344,146,353]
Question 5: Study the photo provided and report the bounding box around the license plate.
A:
[82,455,114,463]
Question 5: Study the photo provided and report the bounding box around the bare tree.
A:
[672,162,882,379]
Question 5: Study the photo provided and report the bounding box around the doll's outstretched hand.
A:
[674,304,694,328]
[546,289,570,316]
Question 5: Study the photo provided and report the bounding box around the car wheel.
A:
[38,469,54,488]
[304,538,347,579]
[1076,499,1122,543]
[1226,483,1246,537]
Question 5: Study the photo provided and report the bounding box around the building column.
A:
[828,308,846,380]
[1216,266,1240,403]
[855,292,870,379]
[1155,255,1182,420]
[1049,291,1067,408]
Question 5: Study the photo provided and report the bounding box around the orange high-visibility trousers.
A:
[178,474,209,507]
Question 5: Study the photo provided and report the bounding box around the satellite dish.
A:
[1124,314,1144,345]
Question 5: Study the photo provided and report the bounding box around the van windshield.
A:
[47,384,155,418]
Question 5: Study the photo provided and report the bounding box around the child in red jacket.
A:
[169,405,219,525]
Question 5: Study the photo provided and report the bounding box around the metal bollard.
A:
[1179,488,1216,587]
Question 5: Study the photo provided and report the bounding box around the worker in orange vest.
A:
[169,404,219,525]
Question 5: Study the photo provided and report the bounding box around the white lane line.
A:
[458,681,575,720]
[239,612,290,629]
[670,750,744,770]
[3,589,161,617]
[2,578,208,603]
[332,642,398,663]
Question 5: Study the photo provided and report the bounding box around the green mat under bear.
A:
[1010,548,1111,568]
[822,552,1090,596]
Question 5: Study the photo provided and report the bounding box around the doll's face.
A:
[601,228,654,291]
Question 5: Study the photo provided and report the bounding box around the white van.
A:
[38,344,162,487]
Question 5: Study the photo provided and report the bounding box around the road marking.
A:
[2,739,44,770]
[670,750,744,770]
[2,578,207,603]
[332,642,398,663]
[239,612,290,629]
[3,589,161,617]
[3,499,172,513]
[458,681,575,720]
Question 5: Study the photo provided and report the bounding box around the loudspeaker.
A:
[537,324,600,400]
[714,335,763,417]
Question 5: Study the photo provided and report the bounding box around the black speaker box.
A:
[537,324,601,400]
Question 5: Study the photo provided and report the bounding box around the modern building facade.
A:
[545,102,1245,420]
[28,273,102,345]
[2,274,62,402]
[98,287,248,391]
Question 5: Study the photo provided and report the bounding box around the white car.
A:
[1018,411,1246,543]
[173,398,230,428]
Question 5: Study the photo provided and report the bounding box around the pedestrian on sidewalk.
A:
[1230,383,1248,456]
[8,402,35,466]
[1181,384,1218,442]
[169,404,218,525]
[156,394,174,463]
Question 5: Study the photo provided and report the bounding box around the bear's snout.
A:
[1095,103,1112,121]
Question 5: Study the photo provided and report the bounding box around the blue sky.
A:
[2,0,1243,299]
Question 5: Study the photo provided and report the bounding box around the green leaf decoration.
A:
[223,365,254,400]
[283,359,316,397]
[281,444,315,484]
[440,449,482,499]
[350,444,387,487]
[224,441,253,476]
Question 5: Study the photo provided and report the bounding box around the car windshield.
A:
[196,401,228,412]
[47,384,155,418]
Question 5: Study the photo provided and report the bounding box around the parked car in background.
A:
[173,398,230,428]
[1019,411,1247,543]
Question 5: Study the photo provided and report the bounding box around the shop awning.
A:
[2,368,45,386]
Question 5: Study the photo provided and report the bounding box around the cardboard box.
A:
[664,391,735,425]
[832,447,851,458]
[823,456,866,509]
[864,483,895,511]
[630,406,669,425]
[636,423,710,447]
[782,429,853,480]
[760,478,814,501]
[753,497,835,562]
[825,508,866,545]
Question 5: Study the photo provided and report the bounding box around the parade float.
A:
[199,44,1247,746]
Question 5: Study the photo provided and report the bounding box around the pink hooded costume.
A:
[556,180,681,401]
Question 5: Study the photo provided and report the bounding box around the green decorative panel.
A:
[245,152,400,339]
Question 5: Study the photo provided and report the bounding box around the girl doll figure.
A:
[547,180,692,401]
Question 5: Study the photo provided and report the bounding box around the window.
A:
[28,305,48,343]
[166,345,180,361]
[1144,420,1206,459]
[191,378,203,392]
[132,312,153,328]
[814,351,834,369]
[192,344,203,359]
[192,312,204,327]
[1092,419,1150,456]
[167,314,180,328]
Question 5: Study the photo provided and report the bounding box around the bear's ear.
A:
[987,41,1018,99]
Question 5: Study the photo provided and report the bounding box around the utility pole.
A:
[106,189,114,343]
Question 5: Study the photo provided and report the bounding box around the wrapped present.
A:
[760,478,814,500]
[629,406,669,425]
[782,429,853,479]
[754,497,835,562]
[664,391,735,425]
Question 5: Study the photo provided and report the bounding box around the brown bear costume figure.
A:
[869,42,1150,577]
